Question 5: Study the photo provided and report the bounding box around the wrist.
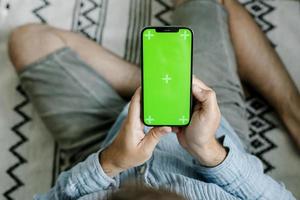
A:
[99,149,124,177]
[193,139,227,167]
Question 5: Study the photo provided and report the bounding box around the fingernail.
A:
[193,84,202,92]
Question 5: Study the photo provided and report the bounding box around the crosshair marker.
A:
[162,74,172,84]
[145,31,154,40]
[180,30,190,40]
[179,115,189,124]
[145,115,155,124]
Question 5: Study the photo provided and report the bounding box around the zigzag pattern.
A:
[246,96,277,173]
[242,0,276,47]
[243,0,275,34]
[80,0,100,40]
[242,0,277,173]
[32,0,50,23]
[154,0,173,25]
[3,85,31,200]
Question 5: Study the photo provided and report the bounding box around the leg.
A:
[223,0,300,149]
[173,0,250,147]
[8,24,138,166]
[9,24,140,100]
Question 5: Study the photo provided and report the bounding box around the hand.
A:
[173,76,227,167]
[100,87,171,177]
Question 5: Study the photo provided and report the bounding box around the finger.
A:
[192,75,211,90]
[172,127,180,133]
[128,87,142,122]
[141,126,171,152]
[176,131,188,149]
[192,85,217,109]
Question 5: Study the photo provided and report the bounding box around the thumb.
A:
[141,126,171,152]
[192,84,215,107]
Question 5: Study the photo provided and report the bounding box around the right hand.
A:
[173,76,227,167]
[100,87,171,177]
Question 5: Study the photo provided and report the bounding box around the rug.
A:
[0,0,299,199]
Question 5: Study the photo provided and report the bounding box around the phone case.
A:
[141,26,193,126]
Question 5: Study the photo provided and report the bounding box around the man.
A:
[8,0,299,199]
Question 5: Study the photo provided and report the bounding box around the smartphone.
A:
[141,26,193,126]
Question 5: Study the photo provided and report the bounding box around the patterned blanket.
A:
[0,0,299,199]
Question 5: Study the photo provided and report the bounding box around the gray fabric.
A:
[19,0,249,167]
[19,47,127,164]
[173,0,249,145]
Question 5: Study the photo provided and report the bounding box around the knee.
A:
[8,23,66,72]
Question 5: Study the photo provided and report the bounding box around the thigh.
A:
[173,0,249,145]
[19,47,127,162]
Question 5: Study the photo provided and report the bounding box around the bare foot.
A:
[282,95,300,152]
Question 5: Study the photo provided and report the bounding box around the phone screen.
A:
[141,27,193,126]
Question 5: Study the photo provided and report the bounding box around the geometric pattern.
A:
[1,0,298,198]
[4,85,31,200]
[154,0,173,25]
[243,0,276,34]
[124,0,152,64]
[6,1,50,197]
[72,0,108,43]
[124,0,173,64]
[32,0,51,23]
[246,96,277,173]
[242,0,278,173]
[241,0,276,47]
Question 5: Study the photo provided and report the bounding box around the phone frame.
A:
[140,26,194,127]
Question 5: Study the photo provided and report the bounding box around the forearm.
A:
[100,147,125,177]
[193,138,227,167]
[196,135,296,200]
[35,152,118,200]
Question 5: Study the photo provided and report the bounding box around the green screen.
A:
[142,27,192,126]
